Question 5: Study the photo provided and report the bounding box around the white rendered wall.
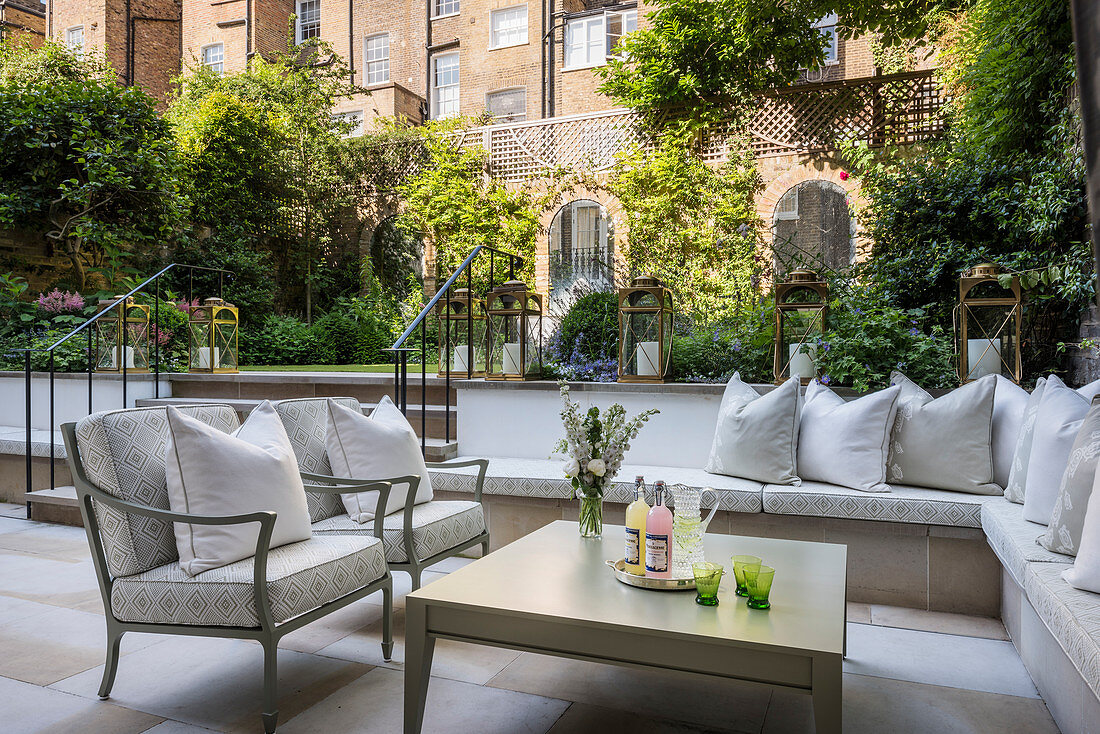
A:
[0,373,170,430]
[457,383,726,468]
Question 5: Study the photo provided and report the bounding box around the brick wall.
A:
[1,1,47,46]
[0,229,72,292]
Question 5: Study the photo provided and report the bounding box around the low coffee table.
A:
[404,520,847,733]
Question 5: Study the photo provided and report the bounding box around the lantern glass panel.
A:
[127,303,151,371]
[189,307,212,371]
[214,306,239,372]
[437,296,486,375]
[778,287,826,381]
[95,311,120,371]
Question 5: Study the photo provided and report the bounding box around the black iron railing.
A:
[389,245,524,453]
[18,263,232,512]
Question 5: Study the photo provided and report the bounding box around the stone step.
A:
[134,397,459,441]
[25,485,82,526]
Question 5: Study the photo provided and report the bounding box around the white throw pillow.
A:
[1041,397,1100,556]
[704,373,801,485]
[165,401,313,576]
[798,380,901,493]
[1023,376,1094,525]
[326,397,434,523]
[991,376,1030,490]
[1004,377,1047,504]
[887,373,999,494]
[1062,467,1100,593]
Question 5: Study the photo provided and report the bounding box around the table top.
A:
[408,521,847,656]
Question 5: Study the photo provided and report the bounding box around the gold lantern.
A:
[617,276,673,383]
[774,270,828,384]
[485,280,542,380]
[188,297,239,373]
[957,263,1022,383]
[95,297,150,373]
[436,288,487,378]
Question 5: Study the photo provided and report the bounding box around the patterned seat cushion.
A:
[429,457,763,513]
[75,404,241,577]
[763,481,996,528]
[982,497,1069,587]
[273,397,363,523]
[313,500,485,563]
[111,535,387,627]
[1024,562,1098,700]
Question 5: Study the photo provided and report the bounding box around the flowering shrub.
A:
[36,289,85,314]
[547,332,618,382]
[672,300,775,383]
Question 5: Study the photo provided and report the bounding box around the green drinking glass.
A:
[744,565,775,610]
[692,562,724,606]
[731,555,762,597]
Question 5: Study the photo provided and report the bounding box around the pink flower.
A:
[36,288,85,314]
[149,324,174,348]
[175,298,201,313]
[839,171,850,181]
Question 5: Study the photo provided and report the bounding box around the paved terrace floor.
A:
[0,503,1062,734]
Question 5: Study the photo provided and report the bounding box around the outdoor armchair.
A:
[274,397,490,590]
[62,404,395,734]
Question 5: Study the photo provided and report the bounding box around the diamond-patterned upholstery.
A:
[1024,562,1099,700]
[763,481,995,528]
[273,397,362,522]
[75,404,241,578]
[981,498,1069,587]
[430,457,764,513]
[110,535,387,627]
[313,500,485,563]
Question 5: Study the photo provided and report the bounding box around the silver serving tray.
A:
[606,559,695,591]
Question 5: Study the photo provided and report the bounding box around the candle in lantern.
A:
[637,341,661,377]
[503,342,522,374]
[788,342,816,378]
[106,345,136,369]
[452,345,470,373]
[197,347,221,370]
[967,338,1001,378]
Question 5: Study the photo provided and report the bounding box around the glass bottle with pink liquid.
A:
[645,480,673,579]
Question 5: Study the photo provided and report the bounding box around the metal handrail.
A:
[19,263,232,514]
[387,245,525,455]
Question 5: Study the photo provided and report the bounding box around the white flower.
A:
[587,458,607,477]
[563,458,580,478]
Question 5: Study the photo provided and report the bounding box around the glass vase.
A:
[578,493,604,538]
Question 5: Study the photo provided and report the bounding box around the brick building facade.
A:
[0,0,46,46]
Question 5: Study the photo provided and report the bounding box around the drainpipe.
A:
[424,0,432,120]
[540,0,546,119]
[125,0,132,84]
[245,0,252,60]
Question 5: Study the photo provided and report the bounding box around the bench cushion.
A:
[313,500,485,563]
[982,498,1069,587]
[1025,562,1099,701]
[111,535,386,627]
[429,457,764,513]
[75,404,241,578]
[763,481,994,528]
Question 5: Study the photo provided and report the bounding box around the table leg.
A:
[811,653,843,734]
[404,598,435,734]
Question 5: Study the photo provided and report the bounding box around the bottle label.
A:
[625,527,640,565]
[645,533,669,573]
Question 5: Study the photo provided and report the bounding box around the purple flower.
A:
[820,341,831,353]
[908,327,920,336]
[36,288,85,314]
[820,374,832,385]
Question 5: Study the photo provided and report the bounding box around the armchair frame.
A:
[309,458,491,590]
[61,422,395,734]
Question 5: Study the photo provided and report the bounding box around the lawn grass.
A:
[240,364,421,373]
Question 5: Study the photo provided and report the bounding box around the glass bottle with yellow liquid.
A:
[624,476,649,575]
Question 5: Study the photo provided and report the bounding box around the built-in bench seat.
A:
[0,425,66,459]
[764,480,993,528]
[981,498,1069,586]
[1025,562,1100,703]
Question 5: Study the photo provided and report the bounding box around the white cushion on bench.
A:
[313,500,485,562]
[982,498,1069,587]
[763,480,995,528]
[111,535,386,627]
[1025,561,1100,702]
[429,457,763,513]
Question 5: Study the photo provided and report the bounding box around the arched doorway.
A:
[369,215,423,296]
[772,180,853,278]
[547,199,615,308]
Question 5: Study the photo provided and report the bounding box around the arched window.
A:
[370,215,423,296]
[548,199,614,305]
[772,180,853,278]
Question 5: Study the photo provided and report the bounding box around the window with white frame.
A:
[490,5,527,49]
[201,44,224,74]
[486,88,526,122]
[565,10,636,69]
[434,0,459,18]
[65,26,84,51]
[365,33,389,84]
[295,0,321,44]
[814,14,839,65]
[431,53,459,119]
[334,110,364,137]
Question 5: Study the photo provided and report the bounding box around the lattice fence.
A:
[456,70,944,182]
